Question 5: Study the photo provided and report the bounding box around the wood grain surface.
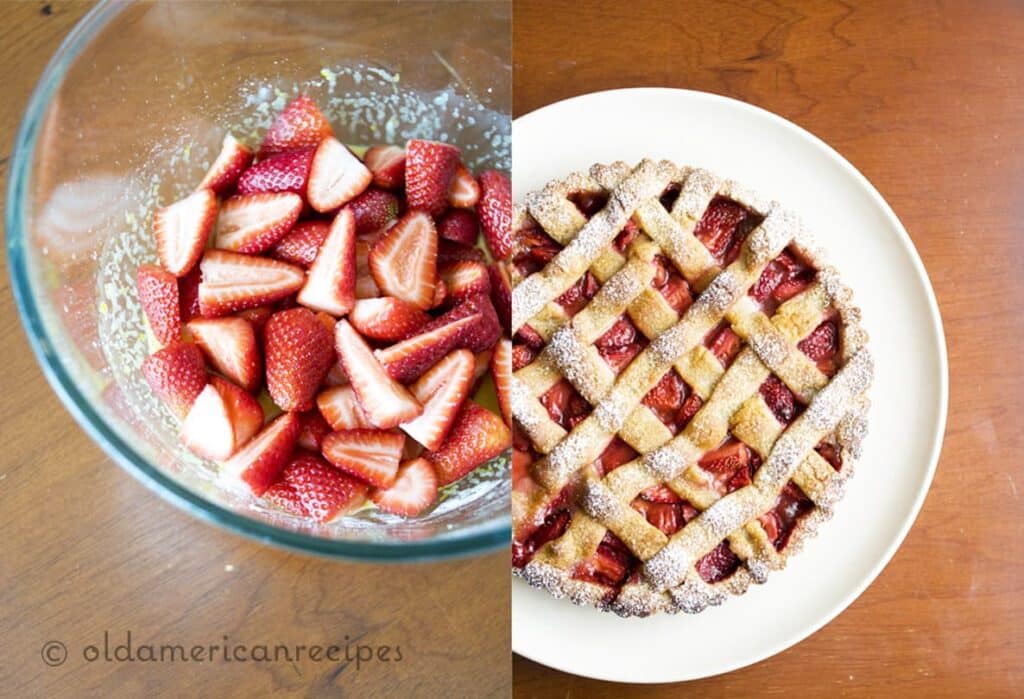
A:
[0,2,509,697]
[513,0,1024,696]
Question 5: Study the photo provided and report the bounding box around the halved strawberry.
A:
[401,349,474,450]
[348,297,430,342]
[237,306,273,335]
[323,360,349,387]
[178,265,203,322]
[347,187,400,234]
[297,410,332,452]
[371,457,438,517]
[375,312,480,383]
[334,319,423,429]
[439,260,491,303]
[488,261,512,331]
[137,264,181,345]
[186,316,261,393]
[142,341,208,418]
[425,401,511,486]
[491,338,512,427]
[474,348,493,385]
[278,451,369,522]
[431,279,448,309]
[437,239,485,265]
[213,192,303,253]
[236,147,314,197]
[198,133,253,196]
[364,144,406,190]
[264,307,336,412]
[307,136,372,213]
[368,210,438,309]
[221,412,301,496]
[476,170,512,260]
[263,479,309,516]
[441,294,502,352]
[271,219,331,268]
[154,188,217,276]
[296,208,356,316]
[447,163,480,209]
[198,250,305,316]
[210,375,263,447]
[437,208,480,246]
[405,139,460,216]
[181,383,236,460]
[321,429,405,488]
[316,385,373,431]
[258,94,333,158]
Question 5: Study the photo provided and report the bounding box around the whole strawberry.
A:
[347,187,400,234]
[476,170,512,260]
[264,308,335,412]
[405,139,460,216]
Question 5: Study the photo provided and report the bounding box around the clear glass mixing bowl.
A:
[5,0,511,561]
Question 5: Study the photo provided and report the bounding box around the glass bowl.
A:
[6,0,511,561]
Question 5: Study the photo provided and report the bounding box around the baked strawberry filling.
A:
[539,379,591,430]
[749,247,816,314]
[697,438,762,495]
[799,318,840,376]
[693,197,764,266]
[705,322,742,368]
[572,532,639,589]
[642,370,703,434]
[595,315,648,372]
[651,254,693,314]
[591,438,638,476]
[758,481,814,551]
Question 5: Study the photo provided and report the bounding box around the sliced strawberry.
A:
[210,375,263,447]
[437,208,480,246]
[258,94,333,158]
[347,187,400,234]
[307,136,372,213]
[198,250,305,316]
[371,457,438,517]
[213,192,303,253]
[437,239,486,265]
[180,383,235,460]
[476,170,512,260]
[349,297,430,342]
[439,260,491,303]
[425,401,511,486]
[334,319,423,429]
[405,139,460,216]
[491,338,512,427]
[296,208,356,315]
[236,147,314,197]
[488,261,512,331]
[431,279,448,309]
[364,144,406,190]
[264,307,336,412]
[473,348,493,386]
[221,413,300,495]
[178,265,203,322]
[447,163,480,209]
[137,264,181,345]
[323,360,349,387]
[198,133,254,195]
[760,375,798,424]
[278,451,369,522]
[355,274,381,299]
[321,429,405,488]
[142,341,208,418]
[400,349,474,450]
[297,409,332,452]
[154,188,217,276]
[270,219,331,268]
[316,385,374,431]
[368,210,438,309]
[186,316,261,393]
[262,479,309,516]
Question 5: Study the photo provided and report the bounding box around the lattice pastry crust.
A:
[510,160,873,616]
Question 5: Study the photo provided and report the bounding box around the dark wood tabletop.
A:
[0,2,509,696]
[513,0,1024,695]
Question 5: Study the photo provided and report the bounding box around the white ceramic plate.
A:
[511,88,948,683]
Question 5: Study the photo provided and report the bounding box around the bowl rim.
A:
[4,0,510,563]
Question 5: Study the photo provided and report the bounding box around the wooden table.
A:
[513,0,1024,695]
[0,2,508,696]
